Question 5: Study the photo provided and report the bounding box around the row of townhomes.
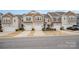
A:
[0,10,79,32]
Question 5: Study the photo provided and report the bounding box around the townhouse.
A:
[0,13,3,32]
[61,11,77,29]
[22,11,44,30]
[43,14,51,29]
[0,11,78,32]
[44,11,77,30]
[76,14,79,26]
[1,13,20,32]
[47,12,62,30]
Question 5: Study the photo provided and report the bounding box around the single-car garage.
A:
[33,23,43,31]
[24,23,33,30]
[2,27,16,32]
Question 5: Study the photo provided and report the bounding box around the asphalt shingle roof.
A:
[48,12,60,16]
[3,13,14,17]
[64,11,76,16]
[56,12,65,15]
[43,14,50,19]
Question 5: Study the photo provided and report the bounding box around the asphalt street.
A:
[0,35,79,49]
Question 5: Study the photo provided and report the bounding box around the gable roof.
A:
[3,13,14,17]
[25,11,42,16]
[64,11,76,16]
[15,15,23,20]
[56,12,65,15]
[43,14,50,19]
[48,12,60,16]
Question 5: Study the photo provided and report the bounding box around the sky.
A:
[0,10,79,14]
[0,0,79,14]
[0,10,52,14]
[0,10,66,14]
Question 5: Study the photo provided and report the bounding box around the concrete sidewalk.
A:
[33,31,46,37]
[1,30,79,38]
[14,31,31,37]
[62,31,79,35]
[0,32,12,36]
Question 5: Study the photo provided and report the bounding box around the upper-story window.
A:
[64,16,68,20]
[4,19,6,24]
[54,19,56,22]
[3,18,11,24]
[26,17,31,21]
[37,17,41,20]
[35,16,41,21]
[6,19,7,23]
[3,18,7,24]
[14,19,16,22]
[8,20,10,23]
[69,16,75,20]
[47,19,50,22]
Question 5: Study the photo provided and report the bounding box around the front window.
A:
[26,17,31,21]
[14,19,16,22]
[48,19,50,22]
[37,17,41,20]
[35,16,41,21]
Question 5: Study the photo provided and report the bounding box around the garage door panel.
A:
[24,23,32,30]
[34,23,43,30]
[3,27,15,32]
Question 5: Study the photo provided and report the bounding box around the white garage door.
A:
[34,23,43,30]
[53,23,61,30]
[3,27,15,32]
[24,23,32,30]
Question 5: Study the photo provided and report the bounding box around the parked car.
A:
[67,27,73,30]
[67,25,79,30]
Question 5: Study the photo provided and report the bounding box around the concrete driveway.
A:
[0,30,79,38]
[14,31,67,37]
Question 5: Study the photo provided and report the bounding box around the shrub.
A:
[0,30,3,32]
[51,28,56,31]
[19,28,25,31]
[16,29,19,31]
[42,28,45,31]
[45,28,56,31]
[67,27,72,30]
[42,27,56,31]
[16,28,25,31]
[60,27,64,30]
[32,28,35,31]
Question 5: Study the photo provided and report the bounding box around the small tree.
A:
[60,27,64,30]
[21,24,24,28]
[47,24,50,29]
[21,24,24,30]
[43,19,46,31]
[16,24,25,31]
[42,23,46,31]
[19,24,24,31]
[44,22,46,29]
[32,28,35,31]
